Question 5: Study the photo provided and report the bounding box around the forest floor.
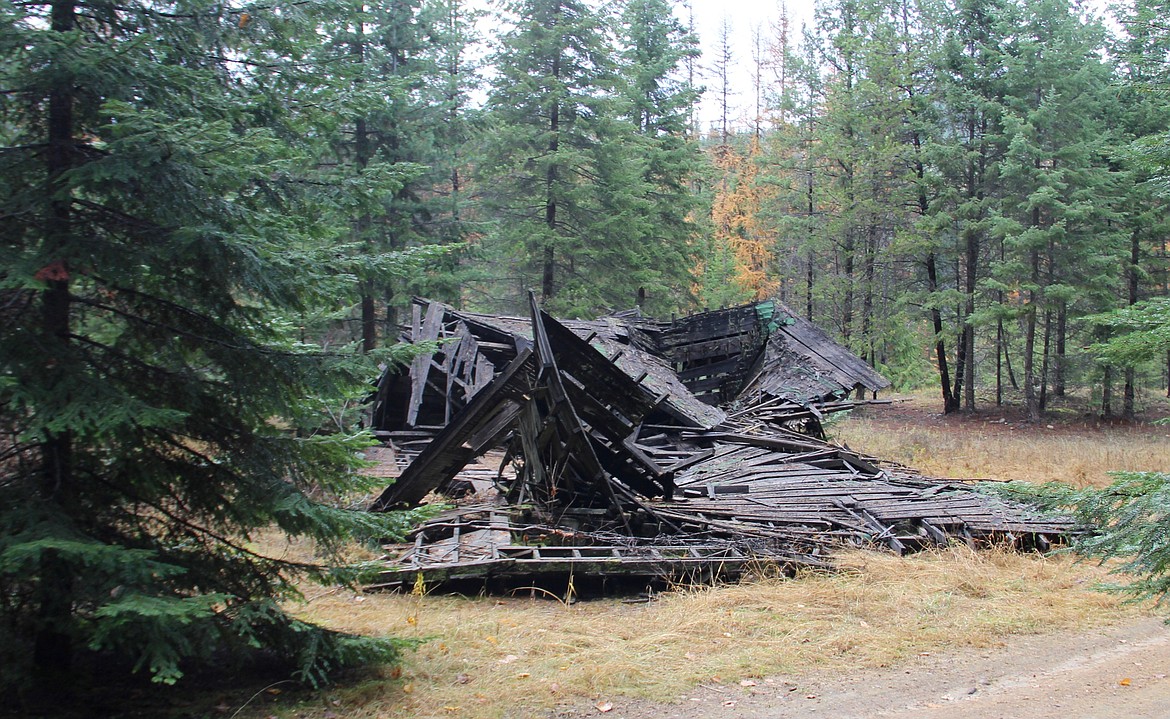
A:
[832,386,1170,488]
[190,388,1170,719]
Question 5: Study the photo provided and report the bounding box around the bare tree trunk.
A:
[842,230,855,343]
[542,38,561,304]
[1102,364,1113,418]
[1053,301,1066,397]
[1123,367,1136,420]
[1004,333,1018,390]
[1039,308,1051,412]
[1024,306,1039,422]
[1025,244,1041,422]
[927,252,958,413]
[996,319,1004,406]
[1123,229,1140,419]
[861,223,877,365]
[962,228,977,412]
[360,288,377,353]
[805,173,815,321]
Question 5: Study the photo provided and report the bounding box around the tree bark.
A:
[805,172,815,322]
[542,25,561,305]
[962,226,977,411]
[1053,301,1066,397]
[1024,244,1041,422]
[1123,228,1140,419]
[996,319,1003,406]
[1039,308,1051,412]
[1102,364,1113,418]
[352,25,377,351]
[926,252,958,413]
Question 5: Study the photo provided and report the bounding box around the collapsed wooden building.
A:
[367,296,1068,592]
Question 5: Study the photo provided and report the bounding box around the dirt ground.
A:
[556,617,1170,719]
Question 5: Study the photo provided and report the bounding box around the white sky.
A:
[682,0,817,130]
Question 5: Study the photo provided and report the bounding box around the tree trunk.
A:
[1123,367,1136,420]
[1038,308,1051,412]
[861,223,877,366]
[542,41,561,305]
[1024,304,1039,422]
[360,289,377,353]
[1004,333,1018,390]
[1024,245,1041,422]
[996,319,1004,406]
[805,173,815,321]
[963,227,978,412]
[1053,301,1066,397]
[1102,364,1113,418]
[36,0,78,685]
[926,252,958,413]
[1123,229,1140,419]
[842,226,855,343]
[353,32,376,351]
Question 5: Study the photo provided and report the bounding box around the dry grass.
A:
[833,391,1170,488]
[254,548,1142,719]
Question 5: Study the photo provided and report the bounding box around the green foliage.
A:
[475,0,701,316]
[988,472,1170,607]
[0,0,425,696]
[1088,297,1170,366]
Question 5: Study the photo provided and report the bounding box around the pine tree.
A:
[992,0,1118,421]
[303,0,473,348]
[0,0,416,696]
[932,0,1014,411]
[477,0,694,315]
[1110,0,1170,401]
[476,0,616,314]
[615,0,704,314]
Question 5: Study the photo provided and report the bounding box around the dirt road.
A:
[563,618,1170,719]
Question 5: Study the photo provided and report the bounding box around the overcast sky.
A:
[683,0,817,129]
[470,0,817,127]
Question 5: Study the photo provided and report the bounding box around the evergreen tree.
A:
[931,0,1013,410]
[992,0,1117,421]
[476,0,616,314]
[615,0,704,313]
[0,0,416,696]
[303,0,473,348]
[477,0,696,315]
[1110,0,1170,401]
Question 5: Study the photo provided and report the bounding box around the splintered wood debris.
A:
[366,295,1069,591]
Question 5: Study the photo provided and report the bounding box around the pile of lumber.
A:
[367,296,1069,591]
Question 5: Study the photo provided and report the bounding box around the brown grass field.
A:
[230,388,1170,719]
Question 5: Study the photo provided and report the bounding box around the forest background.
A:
[3,0,1170,700]
[95,0,1168,422]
